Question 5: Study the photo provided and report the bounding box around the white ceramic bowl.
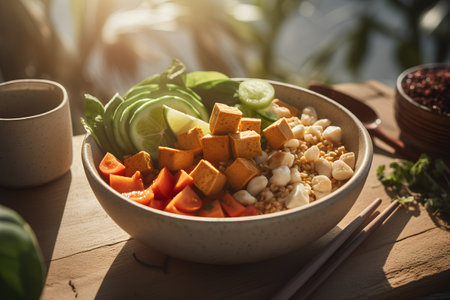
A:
[82,80,373,264]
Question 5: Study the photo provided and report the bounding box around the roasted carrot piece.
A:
[99,152,126,179]
[149,198,168,211]
[164,200,194,216]
[122,187,154,206]
[151,168,175,200]
[238,205,260,217]
[198,199,225,218]
[174,169,194,194]
[172,185,202,213]
[220,193,246,217]
[110,171,144,193]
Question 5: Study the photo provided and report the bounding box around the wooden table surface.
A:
[1,81,449,300]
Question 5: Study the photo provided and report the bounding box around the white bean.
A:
[284,138,300,149]
[314,119,331,129]
[301,106,318,125]
[312,175,332,193]
[247,175,268,196]
[284,183,310,209]
[304,133,316,144]
[322,126,342,144]
[340,152,355,169]
[270,166,291,186]
[315,158,332,178]
[306,125,323,136]
[233,190,257,205]
[304,145,320,162]
[332,160,354,180]
[267,151,295,169]
[291,124,305,139]
[270,104,291,118]
[290,167,302,183]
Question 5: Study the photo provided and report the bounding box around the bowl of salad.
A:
[81,59,373,264]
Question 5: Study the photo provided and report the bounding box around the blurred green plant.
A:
[0,205,46,300]
[302,0,449,82]
[0,0,447,133]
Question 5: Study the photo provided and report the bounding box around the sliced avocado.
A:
[124,84,160,100]
[126,83,209,122]
[103,93,125,157]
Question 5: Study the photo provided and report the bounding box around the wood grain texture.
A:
[1,81,448,300]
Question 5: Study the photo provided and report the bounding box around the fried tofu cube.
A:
[225,158,260,191]
[177,127,204,154]
[201,134,230,162]
[190,159,227,196]
[209,103,242,135]
[123,151,155,177]
[239,117,261,133]
[263,118,294,149]
[158,147,194,171]
[272,99,299,117]
[229,130,262,159]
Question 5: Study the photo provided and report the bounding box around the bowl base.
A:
[133,241,169,271]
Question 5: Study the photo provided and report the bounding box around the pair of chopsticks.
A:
[272,198,400,300]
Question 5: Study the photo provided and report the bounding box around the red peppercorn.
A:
[401,66,450,115]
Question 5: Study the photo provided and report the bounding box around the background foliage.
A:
[0,0,448,134]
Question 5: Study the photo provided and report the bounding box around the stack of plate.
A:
[395,63,450,160]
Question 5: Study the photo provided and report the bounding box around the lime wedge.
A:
[163,105,210,137]
[128,97,199,158]
[238,79,275,109]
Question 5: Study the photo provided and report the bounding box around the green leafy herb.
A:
[80,94,116,154]
[377,154,450,215]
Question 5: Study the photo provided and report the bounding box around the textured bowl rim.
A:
[396,62,450,119]
[82,80,373,224]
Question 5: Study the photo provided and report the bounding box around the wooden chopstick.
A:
[293,200,400,300]
[272,198,399,300]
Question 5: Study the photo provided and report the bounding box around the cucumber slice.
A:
[128,97,199,158]
[238,79,275,109]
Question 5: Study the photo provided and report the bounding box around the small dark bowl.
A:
[395,63,450,159]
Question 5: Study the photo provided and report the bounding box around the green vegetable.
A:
[80,94,116,155]
[189,78,240,113]
[377,154,450,215]
[81,58,278,159]
[238,79,275,109]
[185,71,229,88]
[0,205,46,300]
[128,96,199,159]
[163,105,210,137]
[103,93,125,157]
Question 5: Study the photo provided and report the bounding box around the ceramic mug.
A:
[0,79,73,188]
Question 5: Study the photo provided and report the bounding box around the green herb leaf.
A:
[81,94,115,154]
[377,154,450,215]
